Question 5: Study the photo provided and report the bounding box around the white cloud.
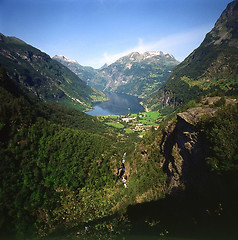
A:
[98,25,211,67]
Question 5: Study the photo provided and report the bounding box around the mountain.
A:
[53,54,106,91]
[53,55,97,85]
[1,59,238,238]
[54,51,179,97]
[95,51,179,97]
[144,0,238,110]
[0,33,106,111]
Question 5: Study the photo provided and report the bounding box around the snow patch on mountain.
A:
[53,55,78,64]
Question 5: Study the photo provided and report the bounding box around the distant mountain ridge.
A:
[144,0,238,110]
[54,51,179,98]
[53,55,97,85]
[95,51,179,98]
[98,51,179,97]
[0,33,106,111]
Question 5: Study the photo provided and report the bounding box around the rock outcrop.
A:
[161,96,237,194]
[161,114,207,194]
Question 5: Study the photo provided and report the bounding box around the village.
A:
[97,111,162,137]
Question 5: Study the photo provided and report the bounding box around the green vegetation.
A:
[105,122,124,129]
[0,33,106,111]
[199,103,238,173]
[144,1,238,110]
[1,59,238,239]
[0,64,177,239]
[1,3,238,237]
[130,111,161,123]
[97,111,165,138]
[0,65,122,238]
[180,99,198,111]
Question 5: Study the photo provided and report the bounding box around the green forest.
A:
[1,58,238,239]
[1,2,238,237]
[0,33,107,112]
[0,65,123,238]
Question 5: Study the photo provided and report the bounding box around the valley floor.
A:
[97,111,166,137]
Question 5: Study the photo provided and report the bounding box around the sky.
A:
[0,0,233,68]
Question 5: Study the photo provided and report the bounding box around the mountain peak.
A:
[143,51,175,59]
[115,51,176,65]
[53,55,78,64]
[203,0,238,47]
[145,0,238,110]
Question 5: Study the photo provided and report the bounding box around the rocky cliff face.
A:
[160,98,228,194]
[160,97,238,194]
[161,112,207,194]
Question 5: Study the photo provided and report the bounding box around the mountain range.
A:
[0,34,106,111]
[52,55,97,85]
[2,0,237,113]
[0,1,238,239]
[53,51,179,98]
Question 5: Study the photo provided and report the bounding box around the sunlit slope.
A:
[144,1,238,110]
[0,33,106,111]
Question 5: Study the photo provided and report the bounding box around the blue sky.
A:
[0,0,232,68]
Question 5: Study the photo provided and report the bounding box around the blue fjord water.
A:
[86,92,145,116]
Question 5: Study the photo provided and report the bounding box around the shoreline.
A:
[139,101,149,112]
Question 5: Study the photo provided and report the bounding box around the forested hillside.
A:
[119,97,238,239]
[144,0,238,110]
[0,65,124,238]
[0,33,106,111]
[2,59,237,239]
[1,1,238,239]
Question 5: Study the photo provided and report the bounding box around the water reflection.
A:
[86,92,145,116]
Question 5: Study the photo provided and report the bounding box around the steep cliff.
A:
[161,108,212,194]
[160,97,237,194]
